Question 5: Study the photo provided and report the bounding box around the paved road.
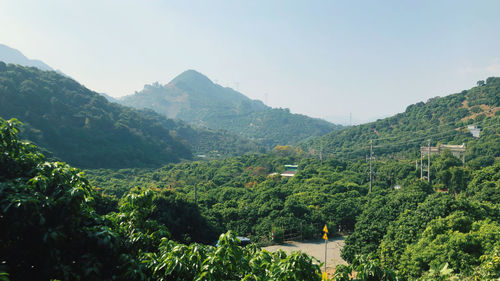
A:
[262,236,346,271]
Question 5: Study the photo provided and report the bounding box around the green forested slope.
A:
[2,108,498,280]
[0,63,262,168]
[302,77,500,163]
[120,70,341,147]
[0,118,323,281]
[2,61,499,280]
[86,78,500,280]
[0,62,192,167]
[86,140,499,280]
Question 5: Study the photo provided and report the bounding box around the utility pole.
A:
[324,238,327,272]
[427,140,431,183]
[462,144,466,167]
[420,149,423,180]
[369,140,373,193]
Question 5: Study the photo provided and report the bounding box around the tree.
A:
[399,212,499,279]
[0,118,117,280]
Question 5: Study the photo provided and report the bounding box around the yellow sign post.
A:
[322,225,328,273]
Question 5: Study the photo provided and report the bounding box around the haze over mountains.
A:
[0,43,53,71]
[122,70,267,121]
[0,44,339,168]
[120,70,341,147]
[1,44,341,151]
[0,62,268,168]
[1,43,498,169]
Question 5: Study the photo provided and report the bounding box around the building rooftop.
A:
[280,171,296,177]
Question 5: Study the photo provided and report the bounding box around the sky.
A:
[1,0,500,124]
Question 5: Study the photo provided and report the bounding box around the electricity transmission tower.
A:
[420,139,431,182]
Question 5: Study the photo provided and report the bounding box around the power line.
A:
[335,121,497,154]
[374,123,498,149]
[311,121,498,162]
[369,120,466,142]
[318,118,497,155]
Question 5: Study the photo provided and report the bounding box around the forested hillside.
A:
[1,59,498,280]
[120,70,341,147]
[86,133,499,280]
[302,77,500,164]
[85,78,499,280]
[2,3,499,281]
[0,118,323,281]
[0,63,263,168]
[2,71,499,280]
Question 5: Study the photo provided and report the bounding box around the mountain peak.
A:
[170,69,213,87]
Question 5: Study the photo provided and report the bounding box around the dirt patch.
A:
[460,101,499,122]
[263,236,347,272]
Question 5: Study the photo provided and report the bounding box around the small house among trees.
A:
[467,125,481,138]
[280,164,298,177]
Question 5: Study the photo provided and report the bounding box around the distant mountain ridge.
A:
[0,63,263,168]
[122,70,267,122]
[120,70,341,147]
[0,44,341,148]
[301,78,500,163]
[0,43,53,71]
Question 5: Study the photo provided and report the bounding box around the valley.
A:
[0,51,499,281]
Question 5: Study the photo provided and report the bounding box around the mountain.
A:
[120,70,341,147]
[122,71,267,122]
[0,63,262,168]
[0,43,53,71]
[100,92,119,103]
[301,78,500,164]
[321,114,390,126]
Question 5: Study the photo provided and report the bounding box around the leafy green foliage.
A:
[141,232,322,281]
[84,115,498,280]
[333,255,399,281]
[0,118,118,280]
[88,77,500,279]
[341,182,432,263]
[399,212,499,279]
[2,75,499,281]
[465,160,500,203]
[344,163,500,279]
[86,154,370,243]
[0,117,325,281]
[379,193,463,270]
[118,187,218,244]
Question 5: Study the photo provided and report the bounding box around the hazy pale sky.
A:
[1,0,500,123]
